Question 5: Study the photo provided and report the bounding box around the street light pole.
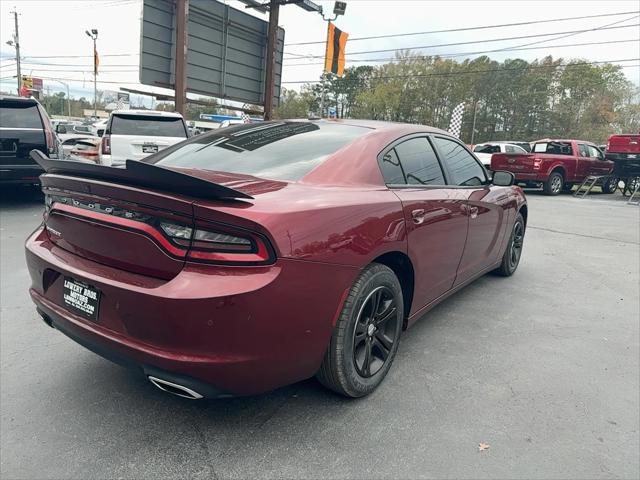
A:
[85,29,98,119]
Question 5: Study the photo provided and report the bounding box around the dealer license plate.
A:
[63,277,101,321]
[142,144,158,154]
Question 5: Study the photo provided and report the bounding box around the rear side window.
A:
[0,102,43,129]
[391,137,445,185]
[474,144,500,154]
[433,136,486,186]
[150,121,371,181]
[110,115,187,137]
[379,149,406,185]
[534,142,573,155]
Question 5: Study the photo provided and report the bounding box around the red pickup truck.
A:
[605,134,640,177]
[491,139,616,195]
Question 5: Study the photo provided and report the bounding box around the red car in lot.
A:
[26,120,527,399]
[491,138,616,195]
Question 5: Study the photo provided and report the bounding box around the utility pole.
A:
[85,29,98,118]
[7,9,22,95]
[174,0,188,116]
[263,0,280,120]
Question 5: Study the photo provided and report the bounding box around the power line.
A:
[284,10,640,46]
[281,58,640,84]
[284,38,640,66]
[284,22,640,59]
[0,53,138,60]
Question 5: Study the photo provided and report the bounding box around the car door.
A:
[587,144,613,176]
[431,135,512,285]
[576,143,592,179]
[380,135,469,313]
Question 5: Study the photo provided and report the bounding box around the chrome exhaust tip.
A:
[148,376,204,400]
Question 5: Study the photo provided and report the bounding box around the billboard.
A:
[140,0,284,106]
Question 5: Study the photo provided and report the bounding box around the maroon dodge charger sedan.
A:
[26,120,527,399]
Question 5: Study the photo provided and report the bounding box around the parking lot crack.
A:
[528,225,639,246]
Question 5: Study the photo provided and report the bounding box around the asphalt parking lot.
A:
[1,186,638,480]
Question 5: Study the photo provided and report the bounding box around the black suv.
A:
[0,95,59,185]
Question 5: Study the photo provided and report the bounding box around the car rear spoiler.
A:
[30,150,253,200]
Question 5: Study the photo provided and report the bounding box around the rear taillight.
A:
[101,134,111,155]
[45,194,275,265]
[44,121,55,154]
[160,221,273,265]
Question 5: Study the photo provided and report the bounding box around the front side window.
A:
[433,136,486,186]
[578,143,590,157]
[505,145,526,154]
[588,145,603,159]
[393,137,445,185]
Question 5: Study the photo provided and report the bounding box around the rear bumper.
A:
[0,164,43,184]
[25,227,358,397]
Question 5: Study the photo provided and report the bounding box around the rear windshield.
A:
[110,114,187,137]
[148,121,372,181]
[0,102,42,129]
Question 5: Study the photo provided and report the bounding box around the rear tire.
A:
[317,263,403,398]
[494,212,525,277]
[543,171,563,195]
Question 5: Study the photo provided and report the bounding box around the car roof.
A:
[0,95,39,105]
[111,109,184,118]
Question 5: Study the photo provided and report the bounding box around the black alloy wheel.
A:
[352,286,400,378]
[317,263,404,397]
[494,212,525,276]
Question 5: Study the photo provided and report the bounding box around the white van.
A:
[100,110,188,166]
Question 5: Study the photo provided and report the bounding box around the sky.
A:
[0,0,638,108]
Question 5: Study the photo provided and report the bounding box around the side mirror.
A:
[492,170,515,186]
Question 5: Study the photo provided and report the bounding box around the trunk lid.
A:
[42,174,195,280]
[608,135,640,154]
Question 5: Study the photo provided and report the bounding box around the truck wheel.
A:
[543,172,563,195]
[602,176,618,194]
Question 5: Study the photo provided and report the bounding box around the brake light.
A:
[160,221,273,264]
[43,119,56,154]
[45,193,275,265]
[101,134,111,155]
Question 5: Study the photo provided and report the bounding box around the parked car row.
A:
[1,95,190,184]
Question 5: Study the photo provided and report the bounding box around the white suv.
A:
[100,110,188,166]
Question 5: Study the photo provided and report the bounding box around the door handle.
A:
[411,209,426,224]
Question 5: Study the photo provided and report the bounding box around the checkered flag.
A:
[448,103,465,138]
[241,113,251,124]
